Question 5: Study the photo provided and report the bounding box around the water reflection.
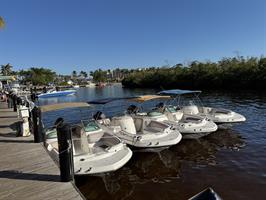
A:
[172,129,245,165]
[75,129,244,200]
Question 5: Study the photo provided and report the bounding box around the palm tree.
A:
[1,63,13,75]
[0,17,4,29]
[80,70,88,78]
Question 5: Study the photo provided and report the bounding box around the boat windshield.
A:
[147,111,163,117]
[46,89,55,93]
[82,120,101,132]
[162,93,202,108]
[165,106,177,113]
[46,128,57,139]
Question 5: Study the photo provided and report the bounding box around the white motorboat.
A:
[89,95,182,148]
[38,89,76,98]
[158,89,246,129]
[131,103,218,139]
[41,102,132,175]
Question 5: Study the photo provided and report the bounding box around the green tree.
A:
[91,69,107,82]
[80,70,88,78]
[19,67,56,85]
[122,56,266,90]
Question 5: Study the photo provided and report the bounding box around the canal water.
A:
[39,84,266,200]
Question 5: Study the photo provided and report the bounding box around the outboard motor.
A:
[156,102,164,109]
[155,102,165,112]
[54,117,64,127]
[127,105,139,114]
[93,111,106,120]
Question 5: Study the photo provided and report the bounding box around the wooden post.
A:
[17,96,22,106]
[56,122,74,182]
[7,94,12,108]
[32,106,44,143]
[13,95,17,112]
[9,94,13,108]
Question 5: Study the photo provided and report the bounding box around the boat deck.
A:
[0,101,84,200]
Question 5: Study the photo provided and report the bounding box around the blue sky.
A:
[0,0,265,74]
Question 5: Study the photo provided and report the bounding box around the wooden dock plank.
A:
[0,102,84,200]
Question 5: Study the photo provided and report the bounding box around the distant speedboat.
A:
[73,85,80,88]
[158,89,246,129]
[37,89,76,98]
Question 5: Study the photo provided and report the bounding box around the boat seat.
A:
[182,116,202,123]
[165,112,175,121]
[111,115,137,134]
[173,112,184,121]
[198,107,212,114]
[98,132,120,147]
[86,130,104,144]
[211,108,231,115]
[144,121,168,133]
[98,118,111,125]
[182,105,199,115]
[165,111,183,122]
[72,125,90,155]
[144,127,161,133]
[134,118,143,133]
[82,121,104,143]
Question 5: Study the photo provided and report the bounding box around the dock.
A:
[0,101,84,200]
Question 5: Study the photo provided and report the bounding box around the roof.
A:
[40,102,91,112]
[158,89,202,95]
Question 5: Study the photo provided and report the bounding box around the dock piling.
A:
[32,106,44,143]
[56,122,74,182]
[12,94,17,112]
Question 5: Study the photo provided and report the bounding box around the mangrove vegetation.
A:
[122,56,266,90]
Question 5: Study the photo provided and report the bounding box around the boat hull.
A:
[204,112,246,129]
[73,145,132,175]
[38,90,76,98]
[163,119,218,139]
[46,141,132,175]
[113,129,182,148]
